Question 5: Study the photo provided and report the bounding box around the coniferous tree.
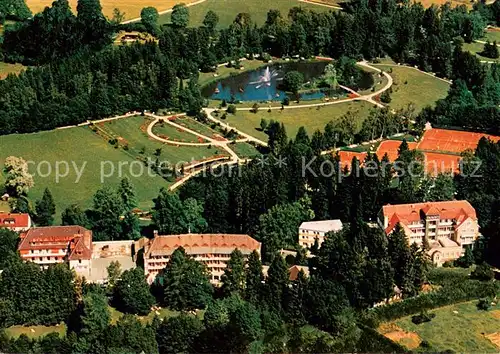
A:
[113,268,155,315]
[285,270,308,326]
[162,247,213,311]
[35,188,56,226]
[62,204,89,227]
[388,224,415,296]
[221,249,246,297]
[244,250,264,305]
[265,254,289,315]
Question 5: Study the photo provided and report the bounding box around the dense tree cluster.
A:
[1,0,499,135]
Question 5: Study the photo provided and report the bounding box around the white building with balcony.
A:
[378,200,480,266]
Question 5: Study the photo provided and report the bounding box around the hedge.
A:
[367,280,499,324]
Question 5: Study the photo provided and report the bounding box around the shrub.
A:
[471,263,494,281]
[227,105,237,114]
[477,297,492,311]
[221,99,227,107]
[442,260,455,268]
[220,113,227,120]
[370,279,499,323]
[282,97,290,106]
[251,103,259,113]
[411,310,435,324]
[380,89,391,103]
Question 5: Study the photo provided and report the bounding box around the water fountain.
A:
[250,66,279,89]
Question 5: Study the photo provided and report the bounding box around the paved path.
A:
[202,60,393,146]
[121,0,207,24]
[298,0,343,10]
[475,40,500,47]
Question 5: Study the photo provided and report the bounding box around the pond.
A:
[202,61,374,102]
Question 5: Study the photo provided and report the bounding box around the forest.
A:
[0,0,500,352]
[0,0,499,135]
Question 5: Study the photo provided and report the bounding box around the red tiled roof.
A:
[18,226,92,261]
[146,234,261,257]
[382,200,476,234]
[0,213,30,229]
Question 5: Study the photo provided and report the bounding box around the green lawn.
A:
[178,116,222,138]
[388,301,500,353]
[5,324,66,339]
[483,30,500,43]
[463,41,500,63]
[99,116,222,162]
[0,117,220,222]
[110,306,204,325]
[152,120,207,143]
[223,100,375,140]
[158,0,332,27]
[230,142,261,158]
[372,64,451,112]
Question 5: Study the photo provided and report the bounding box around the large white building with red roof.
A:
[18,226,93,277]
[0,213,32,232]
[378,200,480,265]
[143,233,261,285]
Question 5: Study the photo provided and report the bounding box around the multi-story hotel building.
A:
[18,226,93,277]
[143,233,261,285]
[298,220,343,248]
[379,200,480,265]
[0,213,32,232]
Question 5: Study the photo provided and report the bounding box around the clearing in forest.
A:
[222,100,374,141]
[25,0,197,21]
[381,301,500,353]
[158,0,333,27]
[371,63,451,112]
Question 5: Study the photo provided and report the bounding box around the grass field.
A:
[0,62,26,79]
[98,116,220,161]
[26,0,196,20]
[0,117,219,221]
[158,0,332,27]
[372,64,451,112]
[463,42,500,63]
[483,30,500,43]
[223,100,374,141]
[177,117,222,138]
[152,120,207,143]
[5,324,66,339]
[381,301,500,353]
[230,142,261,158]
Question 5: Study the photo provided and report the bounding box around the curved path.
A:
[370,62,452,84]
[203,60,394,147]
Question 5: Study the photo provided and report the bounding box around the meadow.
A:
[462,41,500,63]
[372,63,451,112]
[230,142,261,158]
[0,62,26,79]
[0,116,221,221]
[223,100,374,141]
[25,0,196,20]
[158,0,333,27]
[380,301,500,353]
